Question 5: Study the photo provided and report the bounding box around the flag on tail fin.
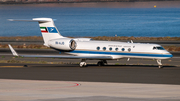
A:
[40,27,48,33]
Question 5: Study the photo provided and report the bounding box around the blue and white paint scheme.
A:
[8,18,173,68]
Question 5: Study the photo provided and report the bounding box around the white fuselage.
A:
[64,40,172,60]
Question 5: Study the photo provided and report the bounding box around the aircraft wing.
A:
[8,44,112,60]
[16,55,112,59]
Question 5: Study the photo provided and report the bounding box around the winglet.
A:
[8,44,19,56]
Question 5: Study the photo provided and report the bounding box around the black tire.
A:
[97,61,104,66]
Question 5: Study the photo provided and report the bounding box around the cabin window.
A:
[122,48,125,51]
[55,41,58,44]
[97,46,100,50]
[103,47,106,51]
[115,48,118,51]
[128,48,131,52]
[109,47,112,51]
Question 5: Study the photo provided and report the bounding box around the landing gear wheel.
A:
[97,60,107,66]
[80,62,87,67]
[159,65,163,69]
[80,59,87,68]
[97,61,104,66]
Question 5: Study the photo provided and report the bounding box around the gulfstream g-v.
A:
[8,18,173,68]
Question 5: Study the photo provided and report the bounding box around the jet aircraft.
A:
[8,18,173,68]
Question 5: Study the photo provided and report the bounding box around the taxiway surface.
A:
[0,64,179,85]
[0,64,180,101]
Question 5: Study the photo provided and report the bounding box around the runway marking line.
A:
[0,66,24,68]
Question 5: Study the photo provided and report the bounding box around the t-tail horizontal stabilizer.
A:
[8,44,19,56]
[8,19,53,22]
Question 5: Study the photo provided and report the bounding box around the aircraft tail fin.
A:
[8,18,63,47]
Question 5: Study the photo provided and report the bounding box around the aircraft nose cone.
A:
[165,52,173,58]
[169,53,173,58]
[162,51,173,58]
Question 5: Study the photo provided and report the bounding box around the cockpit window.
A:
[156,47,165,50]
[153,46,165,50]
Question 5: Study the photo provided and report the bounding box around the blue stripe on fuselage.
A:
[69,50,173,58]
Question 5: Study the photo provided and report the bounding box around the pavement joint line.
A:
[0,80,81,92]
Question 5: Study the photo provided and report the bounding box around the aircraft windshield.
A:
[153,46,165,50]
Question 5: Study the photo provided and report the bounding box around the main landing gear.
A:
[79,59,108,67]
[97,60,107,66]
[157,59,163,69]
[79,59,87,67]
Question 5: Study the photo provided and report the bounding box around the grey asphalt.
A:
[1,79,180,101]
[0,63,179,85]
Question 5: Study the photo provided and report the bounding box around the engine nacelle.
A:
[48,38,77,50]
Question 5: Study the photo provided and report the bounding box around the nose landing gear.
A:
[157,59,163,69]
